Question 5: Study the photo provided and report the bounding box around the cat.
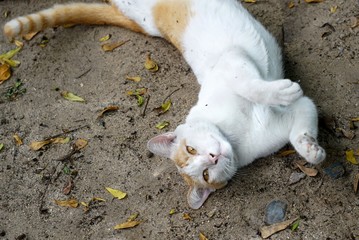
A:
[3,0,326,209]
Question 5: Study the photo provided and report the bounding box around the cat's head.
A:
[147,121,236,209]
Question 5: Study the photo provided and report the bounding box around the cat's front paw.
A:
[268,79,303,106]
[294,134,326,164]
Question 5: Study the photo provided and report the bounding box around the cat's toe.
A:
[268,79,303,106]
[294,134,326,164]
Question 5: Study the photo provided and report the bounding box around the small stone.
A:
[265,200,287,225]
[323,162,345,179]
[146,151,154,158]
[289,172,306,185]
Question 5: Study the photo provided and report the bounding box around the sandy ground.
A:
[0,0,358,239]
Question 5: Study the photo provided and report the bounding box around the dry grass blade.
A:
[354,174,359,193]
[102,40,129,52]
[260,218,299,238]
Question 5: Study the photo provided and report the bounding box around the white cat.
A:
[4,0,325,209]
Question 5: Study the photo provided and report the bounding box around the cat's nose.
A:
[209,153,219,165]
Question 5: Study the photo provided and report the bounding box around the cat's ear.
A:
[187,186,215,209]
[147,132,176,158]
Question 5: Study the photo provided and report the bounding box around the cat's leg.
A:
[288,96,325,164]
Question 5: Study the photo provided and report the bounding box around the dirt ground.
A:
[0,0,358,239]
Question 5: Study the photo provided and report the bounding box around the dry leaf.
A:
[337,128,355,140]
[351,117,359,122]
[101,40,129,52]
[351,17,359,28]
[0,64,11,83]
[183,213,192,221]
[52,137,70,144]
[330,6,337,13]
[156,121,170,130]
[127,213,139,222]
[74,138,88,150]
[23,32,38,41]
[61,91,85,102]
[126,76,141,82]
[99,34,111,42]
[243,0,256,3]
[105,187,127,200]
[54,199,79,208]
[29,139,52,150]
[346,150,358,165]
[169,209,176,215]
[199,232,209,240]
[260,218,299,239]
[288,1,295,8]
[144,53,159,72]
[354,174,359,193]
[13,134,23,146]
[127,88,147,96]
[63,179,74,195]
[304,0,323,2]
[0,47,21,67]
[296,162,318,177]
[14,40,24,48]
[98,105,119,118]
[0,143,4,152]
[114,220,141,230]
[277,149,296,157]
[38,36,49,47]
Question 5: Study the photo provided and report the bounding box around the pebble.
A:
[265,200,287,225]
[289,172,306,185]
[323,162,345,179]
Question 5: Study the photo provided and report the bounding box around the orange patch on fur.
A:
[173,139,190,168]
[208,181,227,190]
[153,0,192,51]
[181,173,195,187]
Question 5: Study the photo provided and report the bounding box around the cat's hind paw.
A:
[268,79,303,106]
[294,134,326,164]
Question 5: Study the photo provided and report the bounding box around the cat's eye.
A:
[203,169,209,182]
[186,146,197,155]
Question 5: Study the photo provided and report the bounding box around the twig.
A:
[75,68,92,79]
[142,95,151,117]
[162,87,182,103]
[55,149,80,162]
[44,125,90,140]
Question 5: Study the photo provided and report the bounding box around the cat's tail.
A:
[3,3,146,39]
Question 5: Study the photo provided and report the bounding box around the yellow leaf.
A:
[288,1,295,8]
[13,134,23,146]
[92,197,106,202]
[127,213,139,222]
[351,117,359,122]
[161,100,171,114]
[52,137,70,144]
[98,105,119,118]
[74,138,88,150]
[144,54,159,72]
[156,121,170,130]
[0,47,21,67]
[14,40,24,48]
[126,76,141,82]
[0,143,4,152]
[105,187,127,200]
[126,88,147,96]
[243,0,256,3]
[169,209,176,215]
[29,139,53,151]
[114,220,141,230]
[183,213,192,221]
[23,32,38,41]
[101,40,129,52]
[61,91,85,102]
[54,199,79,208]
[199,232,209,240]
[346,150,358,165]
[330,6,337,13]
[277,149,296,157]
[99,34,111,42]
[0,64,11,83]
[80,201,89,207]
[296,162,318,177]
[304,0,323,2]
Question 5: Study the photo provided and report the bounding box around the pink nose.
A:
[209,153,219,164]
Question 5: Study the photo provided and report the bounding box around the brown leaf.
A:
[337,128,355,140]
[101,40,129,52]
[304,0,323,3]
[125,76,141,82]
[144,53,159,72]
[98,105,119,118]
[183,213,192,221]
[0,64,11,83]
[54,199,79,208]
[199,232,209,240]
[13,133,23,146]
[350,17,359,28]
[74,138,88,150]
[260,218,299,239]
[63,179,74,195]
[296,162,318,177]
[288,1,295,8]
[29,139,52,151]
[114,220,141,230]
[354,174,359,193]
[346,150,358,165]
[243,0,256,3]
[277,149,296,157]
